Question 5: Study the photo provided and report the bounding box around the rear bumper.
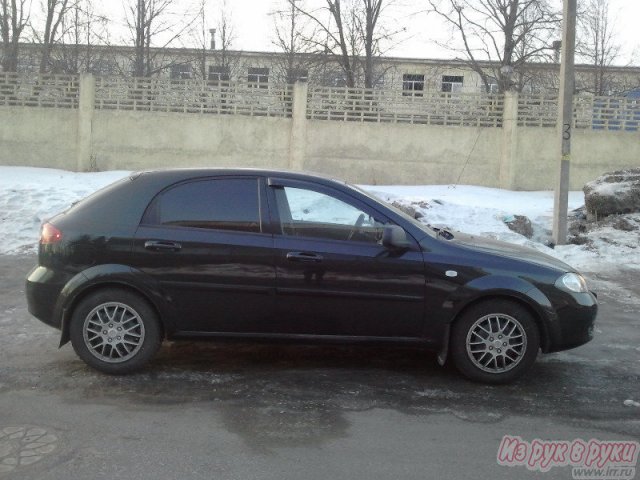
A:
[25,266,68,330]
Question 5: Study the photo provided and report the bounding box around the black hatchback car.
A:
[26,169,597,383]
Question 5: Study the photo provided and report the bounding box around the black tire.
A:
[69,288,162,374]
[450,299,540,384]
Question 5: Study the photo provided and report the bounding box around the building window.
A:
[442,75,464,93]
[209,65,230,82]
[248,67,269,88]
[372,73,385,89]
[522,81,542,94]
[318,70,347,87]
[130,61,153,77]
[170,63,192,80]
[330,74,347,87]
[287,68,308,83]
[18,54,40,73]
[487,77,499,93]
[90,59,118,76]
[402,74,425,96]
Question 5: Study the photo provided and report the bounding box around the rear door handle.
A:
[144,240,182,252]
[286,252,323,263]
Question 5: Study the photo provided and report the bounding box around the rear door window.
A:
[145,178,261,233]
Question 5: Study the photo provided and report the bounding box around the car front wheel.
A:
[69,288,162,374]
[451,299,540,384]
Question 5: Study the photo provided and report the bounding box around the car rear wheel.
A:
[69,288,162,374]
[451,299,540,384]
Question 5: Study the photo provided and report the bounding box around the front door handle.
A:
[144,240,182,252]
[286,252,323,263]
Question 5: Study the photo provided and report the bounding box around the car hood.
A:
[447,231,574,272]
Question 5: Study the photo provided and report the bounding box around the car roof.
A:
[133,168,348,187]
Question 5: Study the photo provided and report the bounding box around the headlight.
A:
[556,273,589,293]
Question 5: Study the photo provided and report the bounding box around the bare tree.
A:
[428,0,560,93]
[271,0,315,84]
[187,0,241,83]
[0,0,31,72]
[210,0,236,78]
[292,0,353,87]
[35,0,72,72]
[272,0,300,83]
[356,0,384,88]
[190,0,208,79]
[292,0,403,88]
[53,0,111,74]
[576,0,621,95]
[124,0,195,77]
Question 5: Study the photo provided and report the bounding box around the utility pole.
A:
[552,0,577,246]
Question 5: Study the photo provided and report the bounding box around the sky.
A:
[97,0,640,65]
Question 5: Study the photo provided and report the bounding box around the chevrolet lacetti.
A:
[25,169,598,383]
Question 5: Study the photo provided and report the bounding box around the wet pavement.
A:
[1,255,639,479]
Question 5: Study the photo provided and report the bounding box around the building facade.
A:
[5,41,640,96]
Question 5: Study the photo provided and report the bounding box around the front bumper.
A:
[544,290,598,353]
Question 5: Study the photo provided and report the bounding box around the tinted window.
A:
[150,178,260,233]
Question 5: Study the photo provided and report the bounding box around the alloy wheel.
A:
[82,302,146,363]
[465,313,527,374]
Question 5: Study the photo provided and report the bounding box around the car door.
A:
[266,178,427,338]
[130,175,276,334]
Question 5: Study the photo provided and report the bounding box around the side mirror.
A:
[382,225,412,250]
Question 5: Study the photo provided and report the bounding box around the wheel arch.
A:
[448,293,551,354]
[436,282,554,366]
[57,267,171,347]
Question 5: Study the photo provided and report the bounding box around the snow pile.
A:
[368,185,572,242]
[583,168,640,219]
[0,167,638,274]
[0,167,129,254]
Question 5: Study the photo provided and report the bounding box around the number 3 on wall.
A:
[563,123,571,140]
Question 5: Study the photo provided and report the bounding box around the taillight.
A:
[41,223,63,244]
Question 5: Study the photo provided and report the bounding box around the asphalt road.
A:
[1,254,639,479]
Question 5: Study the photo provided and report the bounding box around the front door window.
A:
[275,186,386,243]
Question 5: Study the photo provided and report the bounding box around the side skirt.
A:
[170,331,438,348]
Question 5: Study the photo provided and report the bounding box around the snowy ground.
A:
[1,166,638,274]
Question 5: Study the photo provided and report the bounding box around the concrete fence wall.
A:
[1,73,639,190]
